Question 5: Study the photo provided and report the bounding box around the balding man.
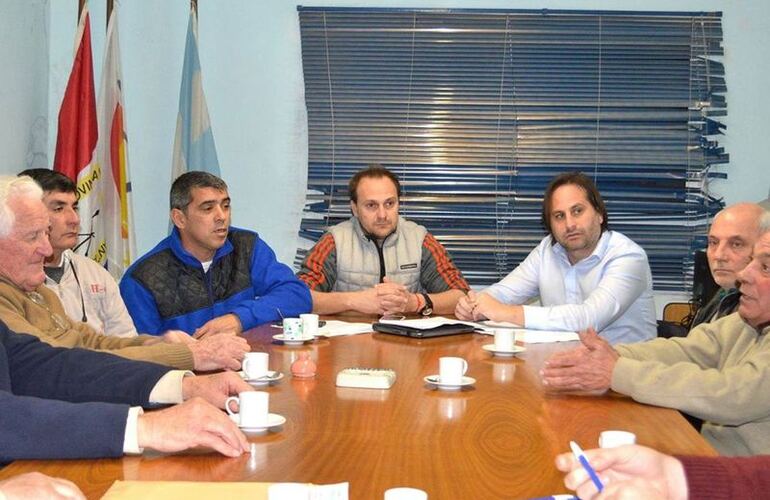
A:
[690,202,764,328]
[542,210,770,456]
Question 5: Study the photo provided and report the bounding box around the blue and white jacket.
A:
[120,226,311,335]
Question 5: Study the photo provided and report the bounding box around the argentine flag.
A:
[171,6,220,180]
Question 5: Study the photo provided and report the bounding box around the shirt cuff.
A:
[520,304,542,328]
[123,406,144,455]
[149,370,193,404]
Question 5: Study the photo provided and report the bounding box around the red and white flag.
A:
[53,3,135,278]
[94,6,136,278]
[53,4,100,259]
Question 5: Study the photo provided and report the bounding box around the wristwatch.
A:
[419,293,433,316]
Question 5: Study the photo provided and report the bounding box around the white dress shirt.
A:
[484,231,656,344]
[123,370,190,454]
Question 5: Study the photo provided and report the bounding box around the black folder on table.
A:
[372,320,477,339]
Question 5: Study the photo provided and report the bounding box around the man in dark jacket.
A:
[1,321,251,463]
[121,171,311,337]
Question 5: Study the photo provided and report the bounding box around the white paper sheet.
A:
[316,320,374,337]
[475,321,579,343]
[514,329,579,343]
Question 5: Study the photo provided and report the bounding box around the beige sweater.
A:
[613,313,770,456]
[0,281,193,370]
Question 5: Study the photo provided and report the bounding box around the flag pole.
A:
[107,0,114,27]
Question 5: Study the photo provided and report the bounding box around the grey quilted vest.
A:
[329,216,426,292]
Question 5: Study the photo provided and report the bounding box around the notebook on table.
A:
[372,316,477,339]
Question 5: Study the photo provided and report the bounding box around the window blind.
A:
[295,8,727,291]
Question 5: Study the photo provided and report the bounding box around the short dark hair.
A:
[18,168,77,195]
[348,165,401,203]
[170,171,228,211]
[542,171,609,234]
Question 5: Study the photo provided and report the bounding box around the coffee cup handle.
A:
[461,359,468,375]
[225,396,239,415]
[242,357,252,374]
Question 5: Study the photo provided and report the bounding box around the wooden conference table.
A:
[1,319,715,499]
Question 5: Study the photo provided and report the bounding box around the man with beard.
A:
[456,172,656,344]
[541,210,770,455]
[297,165,469,316]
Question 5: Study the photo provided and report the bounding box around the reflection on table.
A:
[0,319,715,499]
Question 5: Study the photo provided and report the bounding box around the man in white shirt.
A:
[541,213,770,456]
[456,171,656,344]
[19,169,136,337]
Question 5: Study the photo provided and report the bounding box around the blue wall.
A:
[1,0,768,269]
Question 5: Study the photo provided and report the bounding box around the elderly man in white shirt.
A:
[456,171,656,344]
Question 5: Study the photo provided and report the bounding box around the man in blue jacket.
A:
[121,172,311,337]
[1,321,251,463]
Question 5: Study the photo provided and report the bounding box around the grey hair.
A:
[169,171,228,211]
[760,210,770,235]
[0,175,44,237]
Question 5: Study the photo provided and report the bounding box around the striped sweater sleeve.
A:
[297,233,338,292]
[420,233,469,293]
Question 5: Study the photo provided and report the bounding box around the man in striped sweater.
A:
[297,165,469,316]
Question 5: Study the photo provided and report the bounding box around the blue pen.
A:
[569,441,604,493]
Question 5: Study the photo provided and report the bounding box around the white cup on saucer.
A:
[226,391,269,427]
[384,487,428,500]
[300,313,319,337]
[243,352,269,380]
[493,329,515,350]
[438,357,467,385]
[283,318,303,340]
[599,430,637,448]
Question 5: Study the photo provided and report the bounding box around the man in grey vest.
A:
[297,165,469,316]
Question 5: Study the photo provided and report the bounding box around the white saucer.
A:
[229,412,286,434]
[272,334,315,346]
[239,370,284,385]
[482,343,526,357]
[424,374,476,391]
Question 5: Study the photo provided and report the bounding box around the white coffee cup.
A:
[300,313,320,337]
[599,430,637,449]
[384,487,428,500]
[243,352,269,380]
[226,391,269,427]
[438,356,467,385]
[283,317,303,340]
[493,329,515,350]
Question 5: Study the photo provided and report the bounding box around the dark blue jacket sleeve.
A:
[1,325,170,461]
[230,238,312,329]
[0,391,129,461]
